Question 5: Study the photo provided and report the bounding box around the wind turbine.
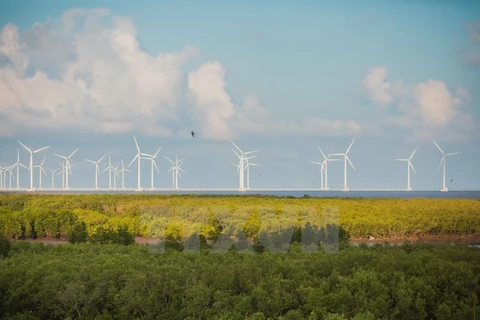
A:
[395,148,417,191]
[330,139,355,191]
[310,148,339,190]
[117,160,131,189]
[244,156,259,190]
[18,141,50,191]
[47,168,59,189]
[433,141,461,192]
[11,150,28,189]
[165,156,186,189]
[33,156,47,189]
[85,154,106,189]
[141,147,161,190]
[54,148,78,190]
[128,136,146,191]
[231,141,259,191]
[101,156,116,189]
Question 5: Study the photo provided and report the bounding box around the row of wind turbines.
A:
[0,137,186,191]
[0,137,461,192]
[311,140,460,192]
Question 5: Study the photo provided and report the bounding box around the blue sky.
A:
[0,0,479,190]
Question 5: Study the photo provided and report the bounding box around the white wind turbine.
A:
[165,156,186,189]
[18,141,50,191]
[330,139,355,191]
[116,160,131,189]
[57,163,75,189]
[142,147,162,190]
[128,136,146,191]
[33,156,47,189]
[12,150,28,189]
[85,154,106,189]
[54,148,78,190]
[231,141,259,191]
[433,141,461,192]
[101,156,115,189]
[310,148,339,190]
[395,148,417,191]
[244,156,259,190]
[47,168,59,189]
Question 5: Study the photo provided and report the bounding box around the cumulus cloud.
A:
[0,9,197,137]
[362,66,474,141]
[0,8,371,140]
[362,66,393,107]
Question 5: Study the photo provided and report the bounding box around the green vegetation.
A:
[1,194,479,241]
[1,241,479,319]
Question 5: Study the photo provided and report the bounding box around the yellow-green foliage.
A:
[0,194,479,239]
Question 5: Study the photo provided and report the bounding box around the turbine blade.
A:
[86,159,96,164]
[346,156,355,170]
[244,150,259,155]
[128,154,138,168]
[446,152,461,156]
[433,141,444,154]
[409,148,417,160]
[319,148,327,160]
[394,159,408,161]
[68,148,79,158]
[231,149,241,159]
[437,156,444,171]
[164,156,173,164]
[33,146,50,153]
[40,156,46,166]
[133,136,140,152]
[345,139,355,154]
[231,141,242,153]
[153,147,162,158]
[98,154,107,163]
[409,161,416,174]
[153,160,159,173]
[18,141,32,153]
[54,154,67,160]
[310,161,322,165]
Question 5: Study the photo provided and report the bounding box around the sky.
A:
[0,0,480,190]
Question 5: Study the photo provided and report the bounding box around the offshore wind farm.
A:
[0,136,477,196]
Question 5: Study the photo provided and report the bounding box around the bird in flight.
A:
[191,131,195,138]
[450,178,454,183]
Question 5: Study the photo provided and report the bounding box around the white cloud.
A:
[363,66,474,142]
[361,66,393,107]
[0,9,196,137]
[466,21,480,44]
[0,8,371,141]
[187,61,236,140]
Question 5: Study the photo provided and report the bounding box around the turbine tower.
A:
[395,148,417,191]
[18,141,50,191]
[231,141,259,191]
[141,147,162,190]
[310,148,339,190]
[165,156,186,189]
[128,136,145,191]
[54,148,78,190]
[12,150,28,189]
[32,156,47,189]
[102,156,115,189]
[433,141,461,192]
[117,160,131,189]
[47,168,59,189]
[85,154,106,189]
[245,156,259,190]
[330,139,355,191]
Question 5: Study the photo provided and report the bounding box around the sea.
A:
[3,189,479,198]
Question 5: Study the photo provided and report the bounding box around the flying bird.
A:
[450,178,454,183]
[191,131,195,138]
